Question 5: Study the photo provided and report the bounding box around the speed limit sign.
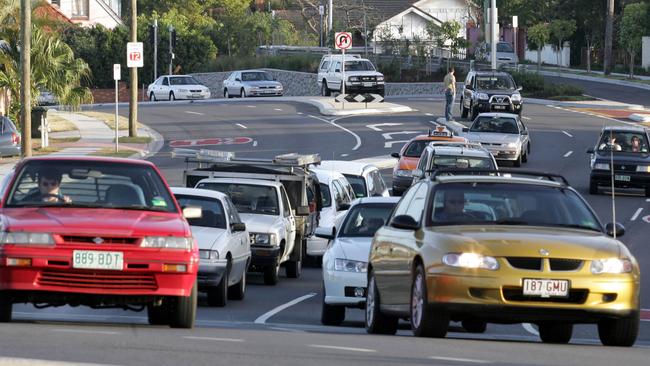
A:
[335,32,352,50]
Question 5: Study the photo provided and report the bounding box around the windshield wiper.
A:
[551,223,602,232]
[109,205,168,212]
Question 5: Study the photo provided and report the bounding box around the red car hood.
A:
[1,207,190,237]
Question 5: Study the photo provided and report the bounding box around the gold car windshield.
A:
[430,183,601,231]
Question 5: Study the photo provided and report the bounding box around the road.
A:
[2,97,649,365]
[542,75,650,108]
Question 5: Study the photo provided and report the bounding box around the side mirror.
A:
[412,169,424,179]
[586,147,595,154]
[230,222,246,232]
[462,127,469,133]
[235,78,241,82]
[521,130,529,135]
[516,86,523,92]
[182,206,202,219]
[391,152,400,159]
[605,222,625,238]
[337,202,351,212]
[315,226,335,240]
[465,85,473,91]
[390,215,419,230]
[335,69,341,73]
[296,205,310,216]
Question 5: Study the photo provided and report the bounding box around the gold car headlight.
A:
[590,258,632,274]
[442,253,499,270]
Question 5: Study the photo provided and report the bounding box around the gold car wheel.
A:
[411,272,425,329]
[365,276,376,327]
[411,265,448,338]
[365,272,398,335]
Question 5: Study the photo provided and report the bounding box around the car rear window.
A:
[196,182,279,215]
[174,194,227,229]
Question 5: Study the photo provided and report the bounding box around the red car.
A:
[0,157,199,328]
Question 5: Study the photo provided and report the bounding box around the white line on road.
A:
[236,123,248,129]
[564,151,573,158]
[631,208,644,221]
[274,108,283,111]
[562,130,573,138]
[183,336,244,342]
[308,345,376,353]
[341,153,349,157]
[254,293,316,324]
[366,123,403,131]
[521,116,531,120]
[430,356,491,364]
[430,120,439,125]
[185,111,204,115]
[382,131,419,140]
[52,329,119,335]
[253,140,258,147]
[246,105,256,108]
[425,113,434,116]
[297,112,303,115]
[647,198,650,202]
[310,115,362,151]
[522,323,539,336]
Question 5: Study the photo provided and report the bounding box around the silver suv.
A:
[317,54,385,96]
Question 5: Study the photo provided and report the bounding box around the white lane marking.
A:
[0,357,116,366]
[425,113,434,116]
[562,130,573,138]
[631,208,644,221]
[430,356,491,364]
[366,122,403,131]
[52,329,119,335]
[297,112,303,115]
[308,345,376,353]
[564,151,573,158]
[309,115,362,151]
[246,105,256,108]
[236,123,248,129]
[274,108,283,111]
[385,140,410,148]
[185,111,203,115]
[341,153,349,157]
[254,293,316,324]
[253,140,258,147]
[521,116,531,120]
[522,323,539,336]
[646,198,650,202]
[183,336,244,342]
[267,326,305,333]
[382,131,419,140]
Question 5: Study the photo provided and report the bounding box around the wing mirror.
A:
[315,226,335,240]
[586,147,595,154]
[230,222,246,232]
[521,130,528,135]
[465,85,473,91]
[337,202,351,212]
[605,222,625,238]
[335,69,341,73]
[390,215,419,230]
[462,127,469,133]
[182,206,202,219]
[296,205,310,216]
[391,152,400,159]
[516,86,523,92]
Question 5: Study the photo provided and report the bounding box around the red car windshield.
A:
[4,160,177,212]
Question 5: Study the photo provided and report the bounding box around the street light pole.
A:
[319,3,324,47]
[490,0,497,70]
[328,0,333,44]
[128,0,138,138]
[153,18,158,81]
[20,0,31,157]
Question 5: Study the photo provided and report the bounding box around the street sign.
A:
[126,42,144,68]
[113,64,121,81]
[512,15,518,29]
[335,93,384,103]
[335,32,352,50]
[319,5,324,15]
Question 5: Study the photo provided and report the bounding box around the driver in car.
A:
[23,168,71,203]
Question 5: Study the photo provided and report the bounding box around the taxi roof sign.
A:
[428,126,453,138]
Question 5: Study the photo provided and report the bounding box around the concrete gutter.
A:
[534,69,650,92]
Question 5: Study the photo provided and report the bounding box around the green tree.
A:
[619,2,648,78]
[434,20,468,60]
[527,23,550,71]
[549,19,576,68]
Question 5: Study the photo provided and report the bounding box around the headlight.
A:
[141,236,193,249]
[0,232,55,246]
[199,249,219,259]
[590,258,632,274]
[442,253,499,270]
[511,93,521,102]
[249,233,277,246]
[349,76,359,82]
[377,76,385,81]
[593,163,610,170]
[276,85,283,89]
[506,142,519,148]
[394,169,413,177]
[477,92,489,100]
[636,165,650,172]
[334,258,368,273]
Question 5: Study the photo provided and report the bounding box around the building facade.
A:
[48,0,122,29]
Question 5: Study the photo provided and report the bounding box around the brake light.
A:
[11,133,20,145]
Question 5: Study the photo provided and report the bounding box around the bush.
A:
[510,70,545,93]
[510,70,583,98]
[199,54,321,73]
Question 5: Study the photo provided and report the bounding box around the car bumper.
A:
[590,170,650,189]
[0,145,21,157]
[392,175,414,193]
[306,237,328,257]
[248,90,283,97]
[197,258,228,288]
[249,245,282,269]
[323,269,367,306]
[176,91,211,100]
[344,84,385,95]
[476,102,522,114]
[425,271,639,322]
[483,147,520,161]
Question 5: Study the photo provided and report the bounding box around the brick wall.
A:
[90,82,149,103]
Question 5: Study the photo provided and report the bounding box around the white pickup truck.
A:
[317,54,385,97]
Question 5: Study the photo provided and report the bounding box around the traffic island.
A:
[305,96,413,116]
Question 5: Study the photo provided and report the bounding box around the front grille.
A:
[360,76,376,82]
[37,269,157,291]
[489,95,511,104]
[60,236,139,245]
[549,258,583,271]
[189,89,202,92]
[503,287,588,304]
[613,164,636,171]
[506,257,542,270]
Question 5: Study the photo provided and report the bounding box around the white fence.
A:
[524,43,571,67]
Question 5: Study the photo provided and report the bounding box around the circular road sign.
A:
[335,32,352,50]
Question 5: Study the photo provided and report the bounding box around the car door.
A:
[463,74,474,108]
[159,77,169,99]
[518,118,529,149]
[224,196,250,279]
[280,186,296,258]
[330,61,342,91]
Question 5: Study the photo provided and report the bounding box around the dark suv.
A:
[460,71,523,120]
[588,126,650,196]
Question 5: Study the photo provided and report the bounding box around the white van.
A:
[317,54,385,97]
[318,160,389,198]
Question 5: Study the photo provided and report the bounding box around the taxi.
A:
[390,126,467,196]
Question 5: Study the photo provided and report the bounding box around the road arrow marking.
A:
[367,123,403,131]
[381,131,419,140]
[384,140,409,148]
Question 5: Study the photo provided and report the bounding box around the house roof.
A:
[35,3,73,24]
[363,0,415,21]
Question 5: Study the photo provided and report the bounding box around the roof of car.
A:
[430,146,494,159]
[602,125,647,133]
[318,160,377,176]
[473,112,520,119]
[195,177,282,188]
[310,167,347,184]
[471,70,513,76]
[170,187,228,201]
[434,174,565,188]
[21,156,155,167]
[352,196,401,206]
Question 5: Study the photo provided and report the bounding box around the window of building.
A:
[72,0,89,17]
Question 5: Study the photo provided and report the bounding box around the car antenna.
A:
[608,128,617,239]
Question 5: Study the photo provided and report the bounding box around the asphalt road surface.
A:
[542,75,650,108]
[3,97,649,365]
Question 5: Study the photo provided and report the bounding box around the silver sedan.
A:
[223,70,284,98]
[462,112,531,167]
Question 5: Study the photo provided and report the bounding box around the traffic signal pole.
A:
[128,0,138,137]
[20,0,31,157]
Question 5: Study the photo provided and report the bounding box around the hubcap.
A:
[411,273,424,328]
[366,277,375,326]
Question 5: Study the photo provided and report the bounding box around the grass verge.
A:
[91,148,138,158]
[44,112,79,132]
[78,111,143,131]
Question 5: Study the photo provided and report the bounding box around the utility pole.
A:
[20,0,31,157]
[604,0,614,75]
[169,25,174,76]
[128,0,138,138]
[490,0,497,70]
[153,18,158,81]
[319,3,324,47]
[328,0,333,44]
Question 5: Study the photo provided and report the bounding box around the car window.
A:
[432,156,496,169]
[320,61,330,70]
[241,72,273,81]
[334,61,341,71]
[475,75,515,90]
[174,194,227,229]
[342,179,355,202]
[372,171,387,195]
[339,203,397,237]
[170,76,200,85]
[223,196,241,224]
[403,140,428,157]
[466,75,474,87]
[417,151,429,171]
[319,183,332,207]
[162,77,169,86]
[497,43,514,53]
[6,160,177,212]
[343,174,367,198]
[517,120,526,133]
[391,182,427,225]
[598,131,649,153]
[280,186,291,217]
[470,116,519,134]
[344,60,375,71]
[196,182,279,216]
[332,180,351,204]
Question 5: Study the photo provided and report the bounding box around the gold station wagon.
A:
[365,170,640,347]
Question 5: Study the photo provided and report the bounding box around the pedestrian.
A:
[443,67,456,122]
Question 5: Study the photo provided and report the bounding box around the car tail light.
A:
[11,133,20,145]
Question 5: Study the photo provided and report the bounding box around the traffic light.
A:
[171,29,177,49]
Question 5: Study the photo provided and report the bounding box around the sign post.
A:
[335,32,352,109]
[113,64,121,152]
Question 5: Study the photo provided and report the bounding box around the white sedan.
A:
[317,196,399,325]
[171,187,250,307]
[148,75,211,101]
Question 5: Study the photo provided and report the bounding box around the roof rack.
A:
[172,148,321,168]
[429,168,569,186]
[428,141,484,149]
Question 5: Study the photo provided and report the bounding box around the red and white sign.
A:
[169,137,253,148]
[126,42,144,68]
[335,32,352,50]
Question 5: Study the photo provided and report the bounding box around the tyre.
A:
[285,260,302,279]
[462,319,487,333]
[207,270,228,307]
[645,186,650,198]
[321,82,331,96]
[411,264,448,338]
[460,99,468,119]
[223,89,229,98]
[169,282,197,329]
[538,323,573,344]
[0,297,12,323]
[513,153,522,167]
[147,302,169,325]
[589,179,599,195]
[321,293,345,326]
[365,271,398,335]
[263,264,279,286]
[228,270,246,300]
[522,150,528,163]
[240,88,246,98]
[598,314,639,347]
[149,92,157,102]
[169,92,176,101]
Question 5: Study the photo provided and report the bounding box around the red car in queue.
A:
[0,157,199,328]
